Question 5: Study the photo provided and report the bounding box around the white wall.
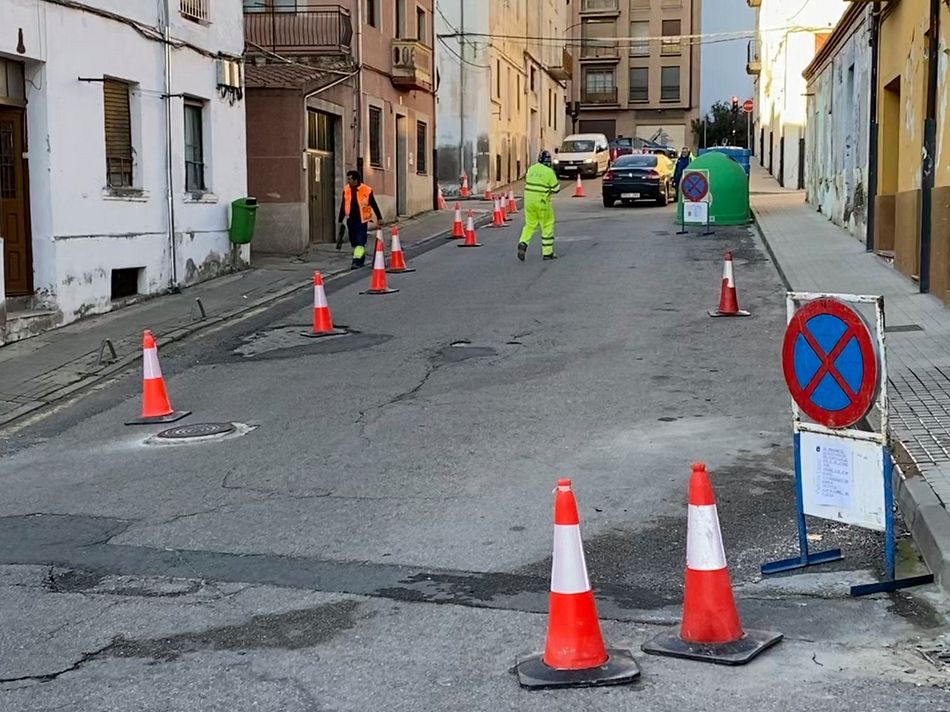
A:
[0,0,247,324]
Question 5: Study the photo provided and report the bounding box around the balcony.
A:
[548,48,573,82]
[580,41,619,61]
[244,3,353,57]
[581,88,618,105]
[580,0,620,15]
[746,39,761,75]
[391,39,433,93]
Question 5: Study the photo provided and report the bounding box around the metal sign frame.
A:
[761,292,934,596]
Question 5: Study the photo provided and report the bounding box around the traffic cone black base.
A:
[708,309,751,318]
[515,649,641,690]
[300,327,348,339]
[641,629,782,666]
[125,410,192,426]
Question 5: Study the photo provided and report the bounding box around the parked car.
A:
[609,137,678,165]
[553,133,610,178]
[602,154,675,207]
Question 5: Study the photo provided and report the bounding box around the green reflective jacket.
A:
[523,162,560,206]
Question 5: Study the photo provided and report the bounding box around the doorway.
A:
[306,110,336,244]
[395,115,407,216]
[0,107,32,295]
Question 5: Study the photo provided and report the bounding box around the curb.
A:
[751,205,950,594]
[0,209,501,433]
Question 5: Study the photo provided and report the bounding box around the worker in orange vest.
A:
[337,170,383,269]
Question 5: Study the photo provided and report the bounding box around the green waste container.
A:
[229,197,258,245]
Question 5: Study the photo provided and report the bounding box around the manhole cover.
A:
[156,423,236,440]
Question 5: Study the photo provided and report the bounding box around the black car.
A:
[602,154,675,207]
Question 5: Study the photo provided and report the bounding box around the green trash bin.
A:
[229,197,258,245]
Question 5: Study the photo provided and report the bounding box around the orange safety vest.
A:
[343,184,374,223]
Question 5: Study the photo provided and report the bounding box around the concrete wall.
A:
[0,0,248,324]
[804,9,872,242]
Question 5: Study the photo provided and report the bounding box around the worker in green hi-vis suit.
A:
[517,150,561,262]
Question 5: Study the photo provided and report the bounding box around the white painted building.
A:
[747,0,844,189]
[0,0,247,343]
[803,4,873,242]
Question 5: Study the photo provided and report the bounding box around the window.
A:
[630,0,651,10]
[184,100,206,192]
[307,110,332,151]
[0,58,26,104]
[496,60,501,98]
[660,65,680,102]
[661,19,681,56]
[369,106,382,167]
[530,67,536,93]
[630,21,649,57]
[416,121,427,174]
[417,7,426,43]
[367,0,378,28]
[103,79,133,189]
[584,69,614,93]
[396,0,406,38]
[581,18,615,59]
[516,74,521,112]
[629,67,649,102]
[180,0,209,22]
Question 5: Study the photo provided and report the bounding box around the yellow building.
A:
[874,0,950,301]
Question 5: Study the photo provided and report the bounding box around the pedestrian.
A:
[337,170,383,269]
[672,146,693,197]
[517,150,561,262]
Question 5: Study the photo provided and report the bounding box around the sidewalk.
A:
[749,163,950,591]
[0,205,493,430]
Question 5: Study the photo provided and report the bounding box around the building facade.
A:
[435,0,569,196]
[747,0,843,189]
[0,0,247,342]
[802,4,873,242]
[245,0,436,255]
[568,0,702,150]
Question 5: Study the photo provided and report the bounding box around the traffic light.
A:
[731,96,740,114]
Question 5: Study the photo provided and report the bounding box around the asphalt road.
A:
[0,189,948,711]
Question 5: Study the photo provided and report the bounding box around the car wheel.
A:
[603,196,615,208]
[656,183,669,207]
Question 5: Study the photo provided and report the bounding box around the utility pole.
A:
[919,0,939,292]
[459,0,466,182]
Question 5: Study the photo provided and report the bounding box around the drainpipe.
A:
[161,0,178,290]
[920,0,940,293]
[355,0,364,175]
[866,2,880,252]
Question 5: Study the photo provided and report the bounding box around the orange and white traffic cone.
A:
[516,479,641,689]
[642,463,782,665]
[302,271,347,339]
[484,181,493,201]
[572,174,585,198]
[501,193,511,221]
[507,190,518,214]
[490,197,505,228]
[386,225,415,273]
[459,210,482,248]
[125,330,191,425]
[450,203,465,239]
[437,185,447,210]
[460,173,471,198]
[361,233,399,295]
[708,251,750,318]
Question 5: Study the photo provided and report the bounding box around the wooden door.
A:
[0,107,31,295]
[307,151,335,244]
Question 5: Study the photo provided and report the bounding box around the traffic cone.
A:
[302,271,347,338]
[642,463,782,665]
[490,197,505,228]
[508,190,518,214]
[361,233,398,295]
[386,225,415,273]
[516,479,640,689]
[460,173,471,198]
[450,203,465,239]
[484,181,493,201]
[437,185,447,210]
[708,251,751,318]
[572,174,585,198]
[459,210,482,247]
[501,193,511,221]
[125,330,191,425]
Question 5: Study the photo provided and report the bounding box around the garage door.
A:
[578,120,616,141]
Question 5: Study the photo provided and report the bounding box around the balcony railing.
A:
[746,39,761,75]
[580,0,619,12]
[581,87,618,104]
[180,0,209,22]
[244,3,353,56]
[580,41,618,60]
[391,39,433,93]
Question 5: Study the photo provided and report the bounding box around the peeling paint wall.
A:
[804,10,872,242]
[0,0,247,328]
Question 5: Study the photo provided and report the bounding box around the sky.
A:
[700,0,756,115]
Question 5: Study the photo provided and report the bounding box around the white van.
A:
[553,133,610,178]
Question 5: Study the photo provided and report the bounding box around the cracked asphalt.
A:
[0,192,948,710]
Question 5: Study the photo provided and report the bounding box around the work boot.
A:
[350,259,361,270]
[542,253,558,261]
[517,242,527,262]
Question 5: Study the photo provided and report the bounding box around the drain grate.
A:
[889,368,950,469]
[156,423,236,440]
[918,644,950,668]
[885,324,925,334]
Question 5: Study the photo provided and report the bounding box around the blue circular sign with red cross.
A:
[781,299,880,428]
[681,171,709,202]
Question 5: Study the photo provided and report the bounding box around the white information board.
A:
[683,201,708,224]
[800,430,886,531]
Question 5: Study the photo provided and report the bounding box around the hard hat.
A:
[538,150,552,166]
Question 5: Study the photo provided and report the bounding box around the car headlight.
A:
[553,159,560,165]
[584,158,594,164]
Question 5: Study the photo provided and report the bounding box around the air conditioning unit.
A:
[216,59,244,89]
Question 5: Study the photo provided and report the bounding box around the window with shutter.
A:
[184,101,206,192]
[103,79,133,188]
